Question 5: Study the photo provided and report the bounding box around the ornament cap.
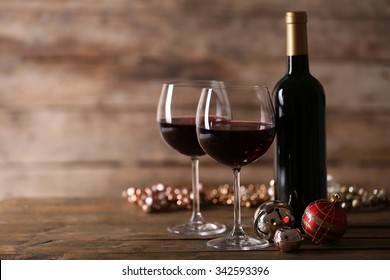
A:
[329,193,342,207]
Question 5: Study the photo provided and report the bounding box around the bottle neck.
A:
[287,55,310,75]
[286,12,309,75]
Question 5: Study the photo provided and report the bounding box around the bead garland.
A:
[122,183,206,213]
[327,175,388,211]
[123,176,388,213]
[207,183,270,208]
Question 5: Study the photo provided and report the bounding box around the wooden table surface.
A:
[0,197,389,260]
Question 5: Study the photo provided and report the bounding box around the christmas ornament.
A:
[302,194,347,245]
[253,201,295,241]
[274,226,303,253]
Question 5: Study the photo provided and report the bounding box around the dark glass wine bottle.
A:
[273,11,327,229]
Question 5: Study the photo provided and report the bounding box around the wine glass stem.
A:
[232,167,245,236]
[190,157,203,223]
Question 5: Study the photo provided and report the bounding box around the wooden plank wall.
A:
[0,0,389,199]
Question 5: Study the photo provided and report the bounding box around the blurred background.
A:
[0,0,388,199]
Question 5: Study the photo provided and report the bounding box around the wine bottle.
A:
[273,11,327,229]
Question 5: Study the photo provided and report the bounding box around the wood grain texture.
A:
[0,197,389,260]
[0,0,388,198]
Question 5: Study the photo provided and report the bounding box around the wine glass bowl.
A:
[196,85,275,250]
[156,80,227,236]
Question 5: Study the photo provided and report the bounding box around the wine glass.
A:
[156,80,227,236]
[196,85,275,250]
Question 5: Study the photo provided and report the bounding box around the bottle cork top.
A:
[285,11,308,56]
[286,11,307,24]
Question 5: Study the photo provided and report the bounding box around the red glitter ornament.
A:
[302,194,347,245]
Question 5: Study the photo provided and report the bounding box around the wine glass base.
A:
[167,221,226,236]
[207,235,269,251]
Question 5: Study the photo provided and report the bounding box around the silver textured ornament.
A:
[274,226,302,253]
[253,201,295,241]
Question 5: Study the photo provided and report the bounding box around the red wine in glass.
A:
[196,85,275,250]
[156,81,227,236]
[158,117,206,157]
[197,121,275,168]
